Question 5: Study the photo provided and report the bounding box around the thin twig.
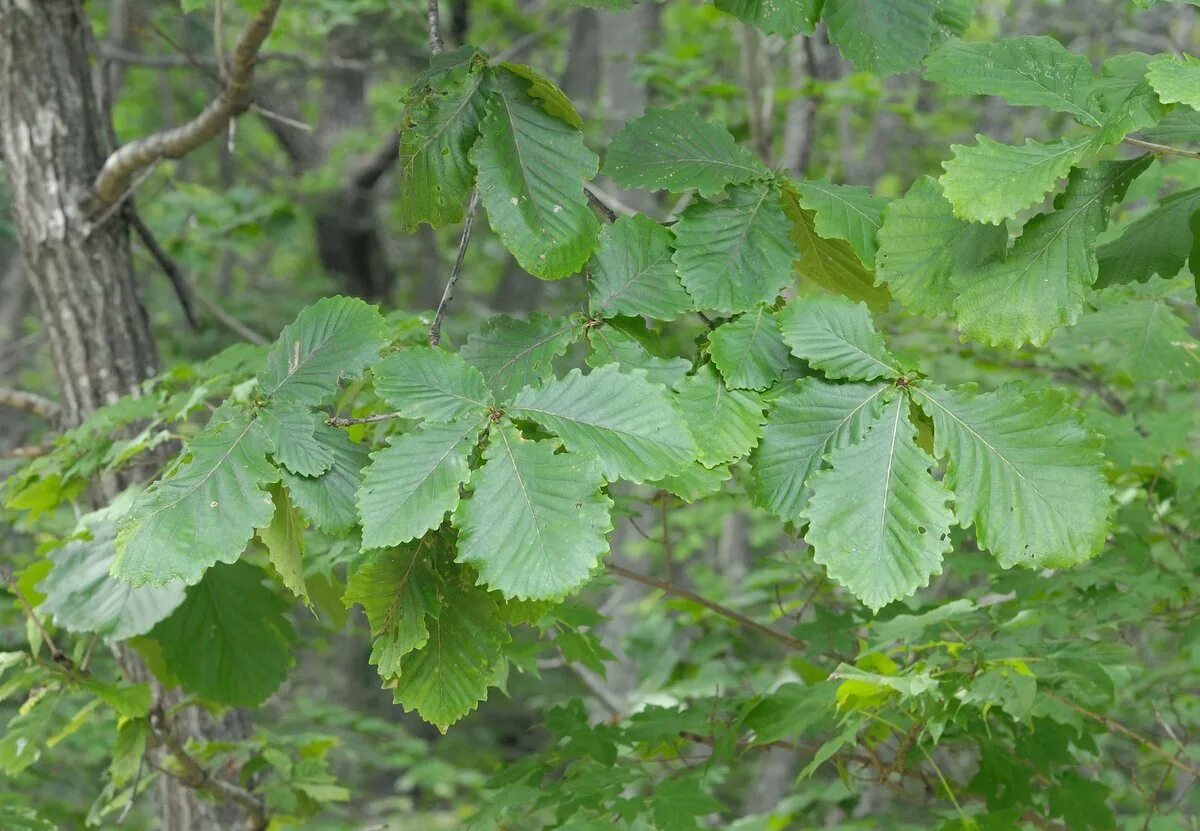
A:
[0,566,68,664]
[193,293,269,345]
[605,563,806,652]
[93,0,284,204]
[327,411,406,427]
[0,387,60,420]
[429,190,480,347]
[428,0,445,54]
[128,211,199,329]
[1045,692,1200,778]
[1124,136,1200,160]
[214,0,227,81]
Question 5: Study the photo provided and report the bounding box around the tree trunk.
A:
[0,3,249,828]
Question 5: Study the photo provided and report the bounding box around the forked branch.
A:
[92,0,284,205]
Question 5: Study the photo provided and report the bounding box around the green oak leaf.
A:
[460,313,584,398]
[258,296,389,407]
[939,135,1091,224]
[150,562,295,707]
[953,157,1152,347]
[778,294,902,381]
[358,418,485,551]
[390,573,509,732]
[602,106,768,198]
[712,0,822,36]
[924,36,1098,123]
[258,403,332,477]
[588,215,693,320]
[280,424,370,535]
[470,66,599,279]
[875,176,1006,318]
[38,522,185,642]
[913,383,1110,568]
[113,409,279,587]
[750,379,889,524]
[671,365,766,468]
[707,307,791,391]
[259,483,308,602]
[1097,186,1200,287]
[1147,55,1200,110]
[453,423,612,599]
[673,181,796,314]
[824,0,946,76]
[372,348,494,423]
[587,319,693,387]
[510,363,698,483]
[343,536,443,679]
[792,179,888,267]
[397,48,489,230]
[802,395,954,611]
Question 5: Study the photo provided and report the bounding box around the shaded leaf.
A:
[707,307,791,391]
[588,215,693,320]
[373,348,494,423]
[778,294,902,381]
[460,313,583,398]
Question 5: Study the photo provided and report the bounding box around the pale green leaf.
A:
[1147,55,1200,109]
[602,106,768,198]
[954,157,1152,348]
[358,419,484,551]
[713,0,822,36]
[281,425,369,534]
[750,379,889,524]
[707,307,791,391]
[344,536,443,679]
[939,135,1091,224]
[1097,186,1200,287]
[875,176,1006,318]
[259,403,332,477]
[372,348,494,422]
[673,181,796,314]
[0,800,55,831]
[784,188,891,312]
[652,462,732,503]
[151,562,295,706]
[586,320,693,387]
[792,179,888,267]
[499,62,584,128]
[824,0,944,76]
[672,365,766,468]
[460,313,583,398]
[453,423,613,599]
[259,483,308,602]
[258,296,389,406]
[397,48,489,230]
[391,577,509,732]
[588,215,693,320]
[913,383,1109,568]
[1088,53,1170,147]
[924,36,1098,123]
[778,294,902,381]
[470,67,599,279]
[38,523,185,642]
[510,363,698,483]
[113,410,280,587]
[802,396,954,611]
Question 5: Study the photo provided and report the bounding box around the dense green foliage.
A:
[4,0,1200,829]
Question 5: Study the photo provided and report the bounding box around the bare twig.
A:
[128,211,199,329]
[428,0,445,54]
[193,293,269,346]
[99,46,370,74]
[605,563,806,652]
[148,706,268,830]
[93,0,284,204]
[1045,692,1200,778]
[1124,136,1200,160]
[429,190,480,347]
[0,387,60,420]
[327,411,406,428]
[3,444,54,460]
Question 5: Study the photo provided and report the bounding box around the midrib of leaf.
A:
[483,321,581,387]
[399,72,485,182]
[912,387,1062,516]
[801,181,880,228]
[993,157,1141,297]
[144,417,259,520]
[494,81,538,223]
[723,186,773,272]
[496,427,551,576]
[874,398,904,556]
[262,321,348,399]
[512,401,690,452]
[1010,68,1099,126]
[621,155,764,178]
[381,537,432,638]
